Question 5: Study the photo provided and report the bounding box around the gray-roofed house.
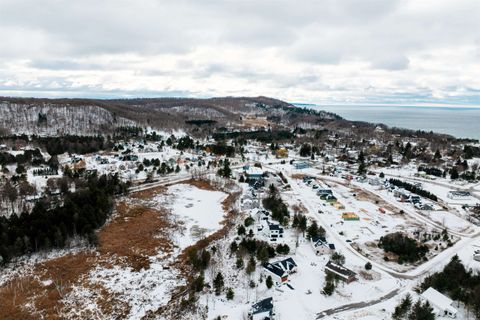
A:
[325,261,357,284]
[249,297,275,320]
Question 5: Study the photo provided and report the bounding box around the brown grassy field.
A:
[0,179,235,319]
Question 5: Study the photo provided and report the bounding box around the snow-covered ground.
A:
[161,184,228,249]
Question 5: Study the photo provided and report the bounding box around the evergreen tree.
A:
[450,167,458,180]
[236,256,244,269]
[407,300,434,320]
[246,256,256,274]
[237,225,246,236]
[226,288,234,300]
[392,294,412,320]
[266,275,273,289]
[213,272,224,295]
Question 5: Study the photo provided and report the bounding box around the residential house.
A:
[316,189,333,197]
[249,297,275,320]
[264,223,284,242]
[421,287,457,318]
[293,161,310,170]
[311,236,336,255]
[275,148,288,158]
[342,212,360,221]
[263,257,298,285]
[244,165,265,181]
[325,261,357,283]
[368,178,382,186]
[409,195,421,204]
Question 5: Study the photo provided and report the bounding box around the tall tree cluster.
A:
[0,174,129,265]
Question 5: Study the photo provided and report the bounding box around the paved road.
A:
[316,288,401,319]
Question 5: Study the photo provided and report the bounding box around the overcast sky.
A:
[0,0,479,105]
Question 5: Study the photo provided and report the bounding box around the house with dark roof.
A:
[266,223,284,242]
[316,189,333,197]
[263,257,298,285]
[249,297,275,320]
[311,236,336,255]
[325,261,357,284]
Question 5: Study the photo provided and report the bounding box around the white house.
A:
[263,257,298,285]
[421,287,457,318]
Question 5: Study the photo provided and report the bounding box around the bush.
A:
[331,252,345,266]
[275,244,290,255]
[244,217,255,227]
[237,225,246,236]
[365,262,372,270]
[226,288,234,300]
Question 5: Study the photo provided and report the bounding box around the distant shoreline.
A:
[299,104,480,140]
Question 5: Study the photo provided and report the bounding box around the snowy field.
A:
[161,184,228,249]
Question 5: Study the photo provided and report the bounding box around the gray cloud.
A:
[0,0,479,104]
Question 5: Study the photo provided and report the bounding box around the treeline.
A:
[1,134,113,155]
[38,135,112,155]
[113,126,143,138]
[213,130,294,143]
[389,178,438,202]
[418,166,444,177]
[421,255,480,318]
[0,174,129,265]
[464,145,480,159]
[378,232,429,264]
[206,144,235,157]
[0,148,45,167]
[185,120,217,126]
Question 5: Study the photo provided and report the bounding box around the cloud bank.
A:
[0,0,479,104]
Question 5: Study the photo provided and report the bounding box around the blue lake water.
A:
[303,105,480,140]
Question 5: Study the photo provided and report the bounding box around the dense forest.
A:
[0,134,113,155]
[0,174,129,265]
[213,129,294,143]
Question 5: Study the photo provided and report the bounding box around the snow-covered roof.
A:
[325,261,356,279]
[421,287,457,314]
[245,166,264,176]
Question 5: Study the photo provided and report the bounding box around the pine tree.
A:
[226,288,234,300]
[246,256,256,274]
[266,275,273,289]
[213,272,224,295]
